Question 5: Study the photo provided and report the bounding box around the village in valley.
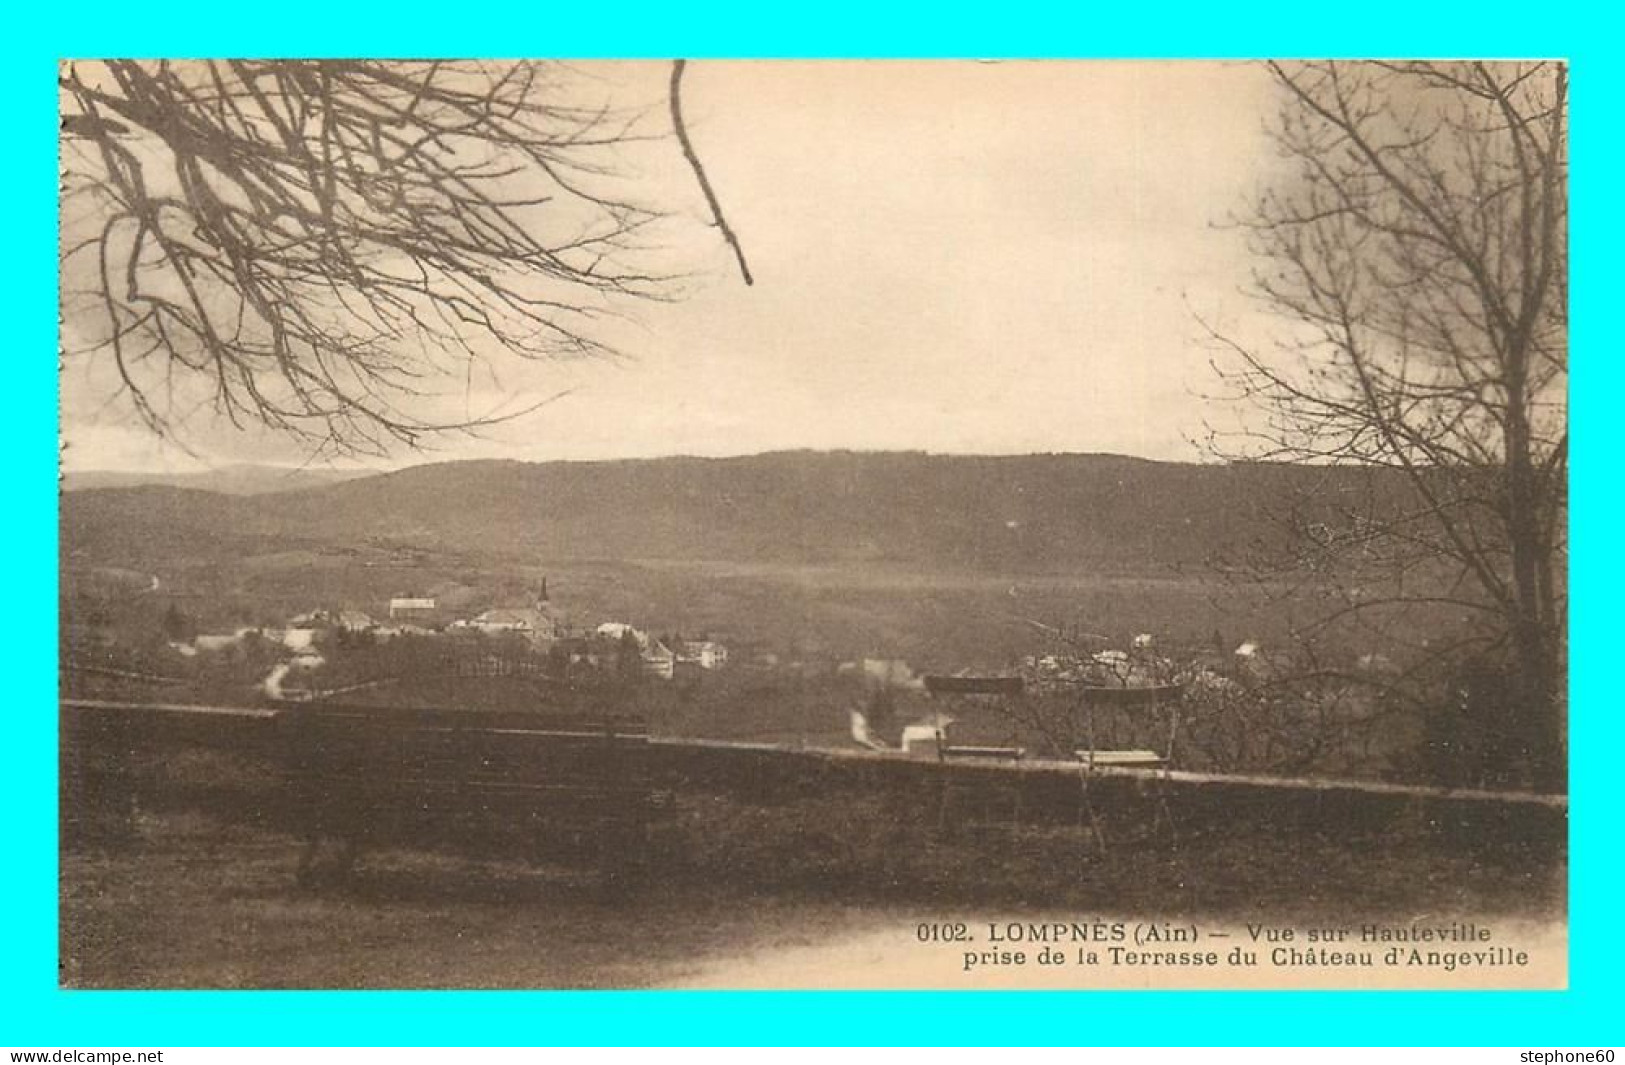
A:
[106,573,739,707]
[240,583,729,697]
[64,546,1418,781]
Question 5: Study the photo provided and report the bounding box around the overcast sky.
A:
[59,60,1283,473]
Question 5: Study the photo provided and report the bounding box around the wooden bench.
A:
[1074,748,1166,768]
[275,703,666,886]
[942,745,1026,761]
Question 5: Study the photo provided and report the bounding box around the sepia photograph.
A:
[57,58,1568,991]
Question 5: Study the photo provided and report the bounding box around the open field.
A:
[65,547,1451,677]
[60,704,1565,992]
[62,800,1565,990]
[57,689,1566,991]
[61,812,894,989]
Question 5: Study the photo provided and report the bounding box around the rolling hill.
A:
[61,451,1403,574]
[62,463,380,496]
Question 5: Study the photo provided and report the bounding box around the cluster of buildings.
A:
[163,577,729,686]
[1017,634,1177,692]
[566,623,729,680]
[322,584,729,680]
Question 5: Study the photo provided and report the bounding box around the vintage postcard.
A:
[57,59,1567,990]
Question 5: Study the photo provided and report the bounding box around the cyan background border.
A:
[13,0,1612,1045]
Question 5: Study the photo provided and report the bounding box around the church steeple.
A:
[534,577,562,638]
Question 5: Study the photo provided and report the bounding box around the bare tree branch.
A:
[60,59,725,458]
[670,59,754,286]
[1205,61,1567,790]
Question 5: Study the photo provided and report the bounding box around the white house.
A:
[280,628,318,652]
[469,608,539,632]
[678,640,730,670]
[595,621,643,643]
[586,622,684,678]
[642,638,677,680]
[336,610,375,633]
[461,605,564,641]
[389,596,436,620]
[191,627,262,653]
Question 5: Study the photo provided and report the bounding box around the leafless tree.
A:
[1206,61,1567,788]
[60,59,749,457]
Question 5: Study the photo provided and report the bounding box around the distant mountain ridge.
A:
[63,463,380,496]
[61,451,1409,574]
